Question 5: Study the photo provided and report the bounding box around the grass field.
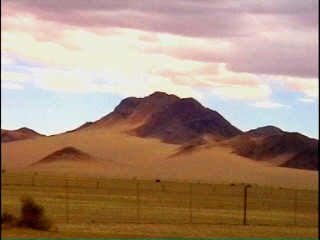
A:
[1,172,318,238]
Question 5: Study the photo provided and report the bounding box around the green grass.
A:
[1,172,318,227]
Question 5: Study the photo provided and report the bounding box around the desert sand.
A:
[1,123,318,190]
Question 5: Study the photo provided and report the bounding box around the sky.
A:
[1,0,319,139]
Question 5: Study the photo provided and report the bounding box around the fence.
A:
[1,173,318,227]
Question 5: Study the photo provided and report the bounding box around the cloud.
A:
[1,0,318,101]
[249,101,290,109]
[213,84,271,101]
[1,55,15,65]
[226,27,318,78]
[26,66,200,99]
[3,0,317,36]
[269,75,319,98]
[297,98,316,103]
[1,0,251,38]
[1,71,32,90]
[2,71,32,83]
[2,25,269,100]
[160,63,272,100]
[1,82,24,90]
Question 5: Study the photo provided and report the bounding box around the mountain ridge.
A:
[244,126,284,137]
[1,91,317,171]
[1,128,44,143]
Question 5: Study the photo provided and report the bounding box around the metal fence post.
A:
[189,183,193,223]
[65,179,69,223]
[96,179,99,189]
[136,181,140,223]
[294,190,298,226]
[243,184,251,225]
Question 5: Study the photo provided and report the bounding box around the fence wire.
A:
[1,173,318,227]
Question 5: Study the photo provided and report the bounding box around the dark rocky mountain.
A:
[75,91,180,129]
[244,126,284,137]
[69,91,318,170]
[279,146,318,170]
[233,132,318,170]
[75,91,242,144]
[34,147,97,165]
[1,127,44,143]
[257,132,317,159]
[135,97,242,144]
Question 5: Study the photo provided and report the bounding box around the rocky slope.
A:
[1,128,44,143]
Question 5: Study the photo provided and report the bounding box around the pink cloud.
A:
[1,0,318,100]
[249,101,290,109]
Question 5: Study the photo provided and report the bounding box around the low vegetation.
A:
[1,211,18,228]
[1,172,318,238]
[1,197,51,231]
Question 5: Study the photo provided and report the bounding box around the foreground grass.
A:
[2,223,318,238]
[1,172,318,238]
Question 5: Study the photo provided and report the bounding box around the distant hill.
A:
[75,91,242,144]
[135,97,242,144]
[69,91,318,171]
[279,146,318,170]
[33,147,98,165]
[74,91,180,130]
[1,127,44,143]
[6,91,317,172]
[244,126,284,137]
[232,132,318,170]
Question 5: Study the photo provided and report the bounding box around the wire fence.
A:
[1,173,318,227]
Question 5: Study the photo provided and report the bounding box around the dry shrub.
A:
[1,211,18,227]
[18,197,51,231]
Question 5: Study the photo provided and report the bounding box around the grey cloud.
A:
[2,0,296,37]
[241,0,318,28]
[226,34,318,78]
[2,0,318,78]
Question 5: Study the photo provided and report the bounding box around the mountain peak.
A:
[114,97,142,118]
[245,125,284,137]
[17,127,44,136]
[78,92,181,129]
[1,127,44,143]
[135,95,242,144]
[71,91,242,143]
[147,91,177,99]
[179,97,202,106]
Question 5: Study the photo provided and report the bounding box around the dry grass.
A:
[2,223,318,238]
[1,172,318,238]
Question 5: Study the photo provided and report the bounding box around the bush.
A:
[18,197,51,231]
[2,211,18,227]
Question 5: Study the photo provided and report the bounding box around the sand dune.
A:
[33,146,101,164]
[1,123,317,190]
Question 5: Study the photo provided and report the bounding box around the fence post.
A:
[65,179,69,223]
[136,181,140,223]
[243,184,251,225]
[189,183,193,223]
[96,179,99,189]
[294,190,298,226]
